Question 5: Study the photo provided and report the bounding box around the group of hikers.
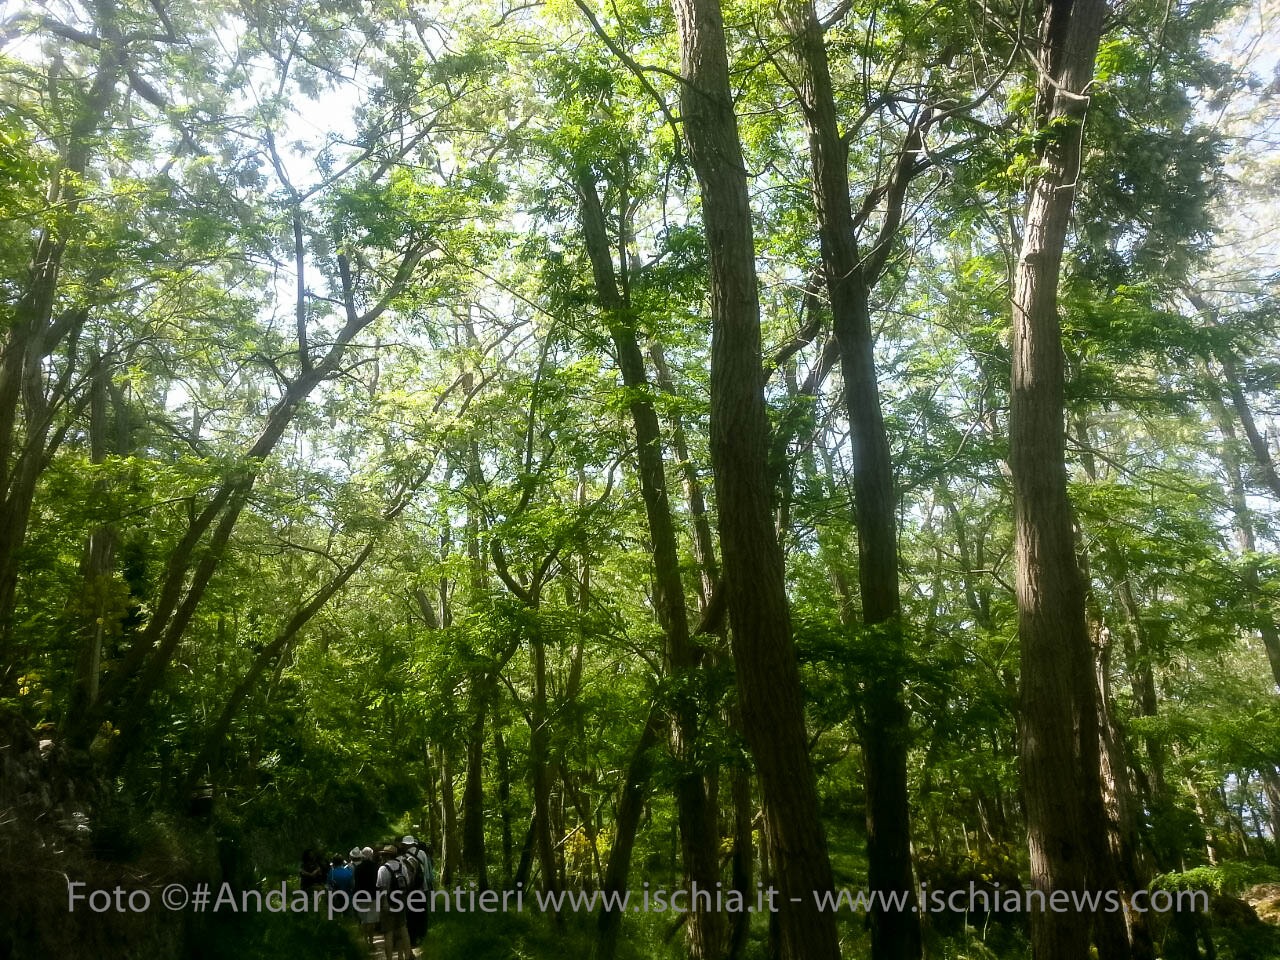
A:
[301,835,435,959]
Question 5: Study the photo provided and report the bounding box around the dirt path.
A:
[365,930,424,959]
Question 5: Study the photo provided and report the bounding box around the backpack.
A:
[398,852,421,891]
[383,858,408,893]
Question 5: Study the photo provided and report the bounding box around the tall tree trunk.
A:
[1262,768,1280,844]
[460,496,505,886]
[530,628,559,899]
[562,764,603,888]
[441,746,461,887]
[649,342,719,606]
[425,742,442,855]
[68,350,116,725]
[654,337,752,958]
[669,0,841,955]
[1112,568,1167,801]
[496,729,514,887]
[727,747,754,960]
[1211,396,1280,688]
[1007,0,1118,957]
[942,492,994,631]
[514,814,536,890]
[1094,628,1157,960]
[0,0,124,666]
[656,337,749,958]
[1185,290,1280,501]
[780,4,923,955]
[554,776,567,891]
[461,701,489,888]
[597,704,664,960]
[1075,415,1155,958]
[577,169,722,958]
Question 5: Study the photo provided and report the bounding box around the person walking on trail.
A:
[400,835,430,946]
[353,846,380,949]
[376,844,412,960]
[329,854,354,894]
[300,848,326,891]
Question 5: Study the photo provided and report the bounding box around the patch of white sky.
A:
[1193,1,1280,532]
[1199,0,1280,289]
[7,3,479,523]
[233,8,573,525]
[201,12,501,514]
[10,0,1277,536]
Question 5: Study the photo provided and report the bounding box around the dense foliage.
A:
[1,0,1279,958]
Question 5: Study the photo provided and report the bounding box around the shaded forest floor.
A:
[4,714,1280,960]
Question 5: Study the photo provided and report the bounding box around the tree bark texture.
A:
[669,0,841,955]
[780,4,922,956]
[1008,0,1116,956]
[578,170,723,957]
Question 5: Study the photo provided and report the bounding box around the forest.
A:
[1,0,1279,957]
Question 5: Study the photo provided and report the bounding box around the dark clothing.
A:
[404,846,429,945]
[300,854,326,891]
[353,859,377,894]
